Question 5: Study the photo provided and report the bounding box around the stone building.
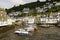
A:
[0,8,7,21]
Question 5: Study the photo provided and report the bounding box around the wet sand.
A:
[0,26,60,40]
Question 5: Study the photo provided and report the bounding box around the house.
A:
[40,17,57,24]
[49,12,60,22]
[22,8,30,13]
[40,14,57,24]
[43,5,48,9]
[36,7,44,12]
[8,12,14,17]
[0,8,13,26]
[48,3,53,8]
[8,11,22,17]
[23,17,35,24]
[55,2,60,6]
[14,11,22,16]
[57,12,60,21]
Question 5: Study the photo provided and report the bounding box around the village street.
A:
[0,26,60,40]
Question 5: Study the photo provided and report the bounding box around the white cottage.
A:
[48,3,53,9]
[40,17,57,24]
[40,15,57,24]
[36,7,44,12]
[43,5,48,9]
[57,12,60,21]
[22,8,30,13]
[14,11,22,16]
[55,2,60,6]
[8,11,22,17]
[23,17,35,24]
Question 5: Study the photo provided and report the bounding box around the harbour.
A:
[0,0,60,40]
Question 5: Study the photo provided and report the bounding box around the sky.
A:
[0,0,46,9]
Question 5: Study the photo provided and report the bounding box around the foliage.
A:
[5,0,60,17]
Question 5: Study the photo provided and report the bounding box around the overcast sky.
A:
[0,0,46,9]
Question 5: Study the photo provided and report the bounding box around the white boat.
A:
[39,23,55,28]
[14,25,37,35]
[15,29,29,35]
[24,24,37,32]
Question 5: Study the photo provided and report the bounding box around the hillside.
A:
[6,0,52,13]
[6,0,60,13]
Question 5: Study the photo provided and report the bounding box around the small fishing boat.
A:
[14,24,37,35]
[14,29,30,35]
